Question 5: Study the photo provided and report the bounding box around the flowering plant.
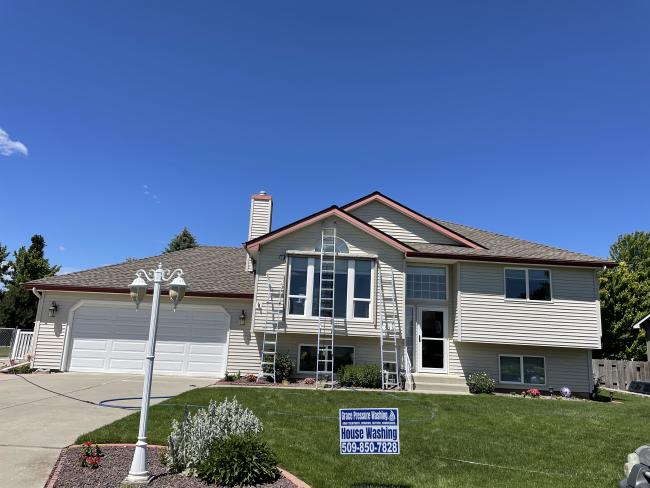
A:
[304,377,316,385]
[245,373,257,383]
[80,441,104,468]
[525,388,541,397]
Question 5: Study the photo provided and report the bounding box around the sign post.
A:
[339,408,400,455]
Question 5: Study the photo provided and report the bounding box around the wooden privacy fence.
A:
[593,359,650,390]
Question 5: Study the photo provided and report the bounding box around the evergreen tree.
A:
[0,243,10,301]
[598,231,650,360]
[0,235,60,330]
[164,227,198,253]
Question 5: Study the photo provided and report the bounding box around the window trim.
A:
[286,256,375,322]
[406,265,449,302]
[498,354,547,386]
[503,267,553,302]
[296,343,356,373]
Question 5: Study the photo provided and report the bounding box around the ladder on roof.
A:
[378,269,401,390]
[316,228,337,387]
[257,277,285,383]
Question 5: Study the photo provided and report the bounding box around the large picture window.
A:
[406,266,447,300]
[504,268,551,301]
[499,355,546,385]
[298,345,355,372]
[287,256,374,320]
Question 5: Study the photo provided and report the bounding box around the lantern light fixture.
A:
[129,275,148,310]
[169,274,187,312]
[239,310,246,327]
[48,301,58,318]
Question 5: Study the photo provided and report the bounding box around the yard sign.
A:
[339,408,400,455]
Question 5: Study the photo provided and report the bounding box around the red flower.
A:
[83,441,92,447]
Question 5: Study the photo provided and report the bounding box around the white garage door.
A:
[67,302,229,376]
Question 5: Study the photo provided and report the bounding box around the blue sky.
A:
[1,1,648,273]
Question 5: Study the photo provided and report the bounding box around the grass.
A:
[0,346,10,358]
[79,387,648,488]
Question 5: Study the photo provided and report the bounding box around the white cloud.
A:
[58,245,65,251]
[142,184,160,203]
[0,128,28,156]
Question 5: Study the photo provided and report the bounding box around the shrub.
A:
[11,363,33,374]
[245,373,257,382]
[337,364,382,389]
[165,397,263,475]
[80,441,103,469]
[466,371,496,394]
[263,353,294,382]
[304,377,316,385]
[196,435,278,487]
[224,371,237,382]
[524,388,541,397]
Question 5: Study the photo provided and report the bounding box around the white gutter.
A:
[31,287,42,299]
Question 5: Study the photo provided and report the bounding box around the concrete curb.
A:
[46,444,311,488]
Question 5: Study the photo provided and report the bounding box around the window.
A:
[499,355,546,385]
[298,345,355,372]
[406,266,447,300]
[287,256,374,320]
[288,257,308,314]
[505,268,551,301]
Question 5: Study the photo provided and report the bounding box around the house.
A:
[25,191,614,394]
[632,313,650,361]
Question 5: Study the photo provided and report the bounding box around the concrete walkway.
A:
[0,372,214,488]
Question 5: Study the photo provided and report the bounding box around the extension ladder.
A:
[316,228,337,387]
[378,269,401,389]
[257,277,285,383]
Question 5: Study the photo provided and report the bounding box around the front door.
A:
[417,307,448,373]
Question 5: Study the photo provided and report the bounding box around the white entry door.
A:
[67,302,230,377]
[416,307,448,373]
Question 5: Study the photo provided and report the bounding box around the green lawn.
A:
[79,387,648,488]
[0,346,10,358]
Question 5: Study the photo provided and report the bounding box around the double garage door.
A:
[67,302,229,376]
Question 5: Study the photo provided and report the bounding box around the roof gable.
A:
[341,191,483,249]
[244,205,415,253]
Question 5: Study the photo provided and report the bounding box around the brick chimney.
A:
[246,191,273,272]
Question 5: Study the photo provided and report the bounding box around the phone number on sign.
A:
[340,441,399,454]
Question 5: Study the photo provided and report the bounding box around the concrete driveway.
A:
[0,372,214,488]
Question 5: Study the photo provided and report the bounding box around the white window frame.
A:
[286,256,375,322]
[406,266,449,301]
[503,267,553,302]
[498,354,546,386]
[296,343,356,373]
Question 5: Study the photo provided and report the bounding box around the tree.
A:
[0,235,60,330]
[0,243,10,301]
[597,231,650,360]
[164,227,198,253]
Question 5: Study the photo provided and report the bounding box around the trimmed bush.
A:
[466,371,496,394]
[337,364,382,389]
[196,435,278,487]
[165,397,263,475]
[263,353,294,382]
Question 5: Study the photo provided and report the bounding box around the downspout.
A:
[30,287,44,367]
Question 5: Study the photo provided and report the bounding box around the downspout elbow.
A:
[31,287,42,299]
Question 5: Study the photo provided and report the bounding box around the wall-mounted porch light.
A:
[48,301,58,318]
[240,310,246,327]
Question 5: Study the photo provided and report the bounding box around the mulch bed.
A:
[215,378,316,388]
[50,446,299,488]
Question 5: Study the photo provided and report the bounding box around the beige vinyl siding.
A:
[247,197,273,272]
[276,334,381,376]
[448,342,592,392]
[349,200,458,245]
[455,263,601,349]
[253,217,405,337]
[31,290,254,374]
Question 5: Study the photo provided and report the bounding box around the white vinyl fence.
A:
[11,330,34,361]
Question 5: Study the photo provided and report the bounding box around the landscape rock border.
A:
[45,444,311,488]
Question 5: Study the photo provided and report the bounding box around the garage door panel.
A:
[69,303,229,376]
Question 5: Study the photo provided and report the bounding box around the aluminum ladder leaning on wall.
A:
[378,269,401,389]
[257,277,285,383]
[316,227,337,387]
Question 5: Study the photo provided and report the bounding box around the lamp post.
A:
[124,263,186,484]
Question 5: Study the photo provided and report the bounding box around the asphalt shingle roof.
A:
[26,246,254,296]
[412,218,612,265]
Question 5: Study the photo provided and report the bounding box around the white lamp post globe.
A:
[129,275,148,309]
[169,275,187,311]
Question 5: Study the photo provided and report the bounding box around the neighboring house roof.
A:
[633,313,650,330]
[405,218,615,267]
[25,246,254,298]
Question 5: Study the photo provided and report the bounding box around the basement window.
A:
[298,345,355,373]
[499,355,546,385]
